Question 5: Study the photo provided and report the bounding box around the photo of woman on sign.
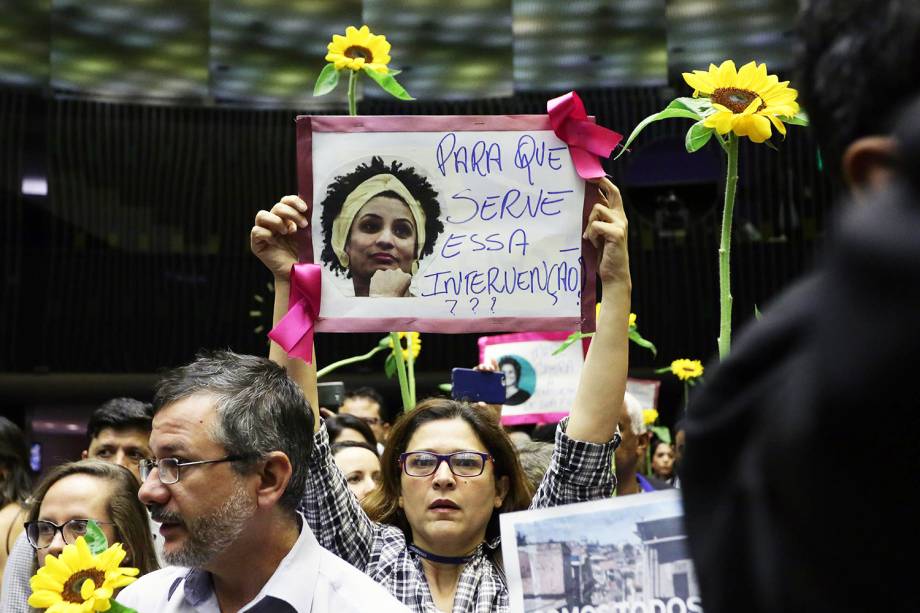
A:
[320,156,445,297]
[499,355,534,405]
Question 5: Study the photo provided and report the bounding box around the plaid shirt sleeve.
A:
[529,416,620,509]
[297,422,375,571]
[1,532,33,613]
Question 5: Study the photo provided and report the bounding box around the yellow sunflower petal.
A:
[735,61,760,90]
[75,537,95,567]
[734,114,772,143]
[60,542,83,571]
[81,578,97,600]
[703,109,735,135]
[108,574,138,590]
[767,114,787,137]
[29,589,64,607]
[93,586,113,601]
[31,572,65,592]
[628,312,636,327]
[682,70,715,95]
[43,554,75,581]
[714,60,737,89]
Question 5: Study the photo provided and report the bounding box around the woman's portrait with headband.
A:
[319,156,445,297]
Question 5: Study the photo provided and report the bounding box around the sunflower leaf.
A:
[614,108,702,159]
[106,601,138,613]
[649,425,672,444]
[84,519,109,555]
[362,66,414,100]
[628,329,657,356]
[780,110,810,127]
[685,121,715,153]
[313,63,340,97]
[669,97,715,117]
[384,353,397,379]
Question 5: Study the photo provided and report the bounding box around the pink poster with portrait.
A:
[478,331,589,425]
[295,115,598,333]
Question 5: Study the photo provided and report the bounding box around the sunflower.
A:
[670,359,704,381]
[29,537,138,613]
[628,312,637,328]
[388,331,421,360]
[325,25,391,73]
[642,408,659,426]
[682,60,799,143]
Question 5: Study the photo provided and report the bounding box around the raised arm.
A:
[251,195,377,568]
[250,195,320,428]
[566,177,631,443]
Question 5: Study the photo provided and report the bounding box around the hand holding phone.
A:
[451,368,506,404]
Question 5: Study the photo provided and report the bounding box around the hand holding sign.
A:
[251,195,309,281]
[585,177,630,290]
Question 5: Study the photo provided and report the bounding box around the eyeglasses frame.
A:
[139,454,253,485]
[398,451,493,478]
[23,518,116,550]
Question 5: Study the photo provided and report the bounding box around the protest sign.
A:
[626,378,661,412]
[501,491,703,613]
[296,115,597,333]
[478,332,586,425]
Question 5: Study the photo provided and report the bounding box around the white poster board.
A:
[500,490,703,613]
[478,331,585,425]
[296,115,597,333]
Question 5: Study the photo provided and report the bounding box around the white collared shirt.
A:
[116,514,409,613]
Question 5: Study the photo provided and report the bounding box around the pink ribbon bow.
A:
[547,91,623,180]
[268,263,322,363]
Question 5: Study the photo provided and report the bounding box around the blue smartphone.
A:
[451,368,506,404]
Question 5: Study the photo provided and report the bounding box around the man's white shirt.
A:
[116,515,409,613]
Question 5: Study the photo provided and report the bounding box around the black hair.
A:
[796,0,920,176]
[325,414,377,449]
[86,398,153,440]
[344,386,392,424]
[153,350,314,514]
[319,156,444,277]
[498,356,522,382]
[0,417,31,506]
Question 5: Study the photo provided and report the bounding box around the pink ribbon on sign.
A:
[547,91,623,180]
[268,264,322,363]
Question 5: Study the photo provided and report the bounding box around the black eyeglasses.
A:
[399,451,492,478]
[139,454,251,485]
[24,519,115,549]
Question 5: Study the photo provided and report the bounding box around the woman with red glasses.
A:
[251,177,630,612]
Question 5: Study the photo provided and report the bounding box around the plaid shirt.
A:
[2,532,33,613]
[298,418,619,613]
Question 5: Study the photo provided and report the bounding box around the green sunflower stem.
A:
[389,332,412,413]
[316,345,387,379]
[407,336,416,408]
[683,382,689,414]
[347,69,358,116]
[718,133,739,360]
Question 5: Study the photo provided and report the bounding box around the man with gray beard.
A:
[116,350,409,613]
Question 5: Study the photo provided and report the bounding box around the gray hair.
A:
[623,392,646,436]
[153,350,314,513]
[516,441,555,493]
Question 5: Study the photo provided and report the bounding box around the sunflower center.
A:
[62,569,106,603]
[711,87,764,114]
[344,45,373,62]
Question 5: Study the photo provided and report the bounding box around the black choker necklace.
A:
[408,544,476,565]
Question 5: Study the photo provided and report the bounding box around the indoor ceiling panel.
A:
[667,0,799,78]
[0,0,51,88]
[513,0,667,92]
[363,0,513,100]
[211,0,360,108]
[51,0,210,102]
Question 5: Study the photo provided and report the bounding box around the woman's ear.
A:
[494,475,510,508]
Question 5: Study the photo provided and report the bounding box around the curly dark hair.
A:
[320,156,444,278]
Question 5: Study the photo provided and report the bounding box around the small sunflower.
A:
[682,60,799,143]
[388,331,421,360]
[29,537,138,613]
[670,359,704,381]
[642,408,659,426]
[628,312,637,328]
[325,25,391,73]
